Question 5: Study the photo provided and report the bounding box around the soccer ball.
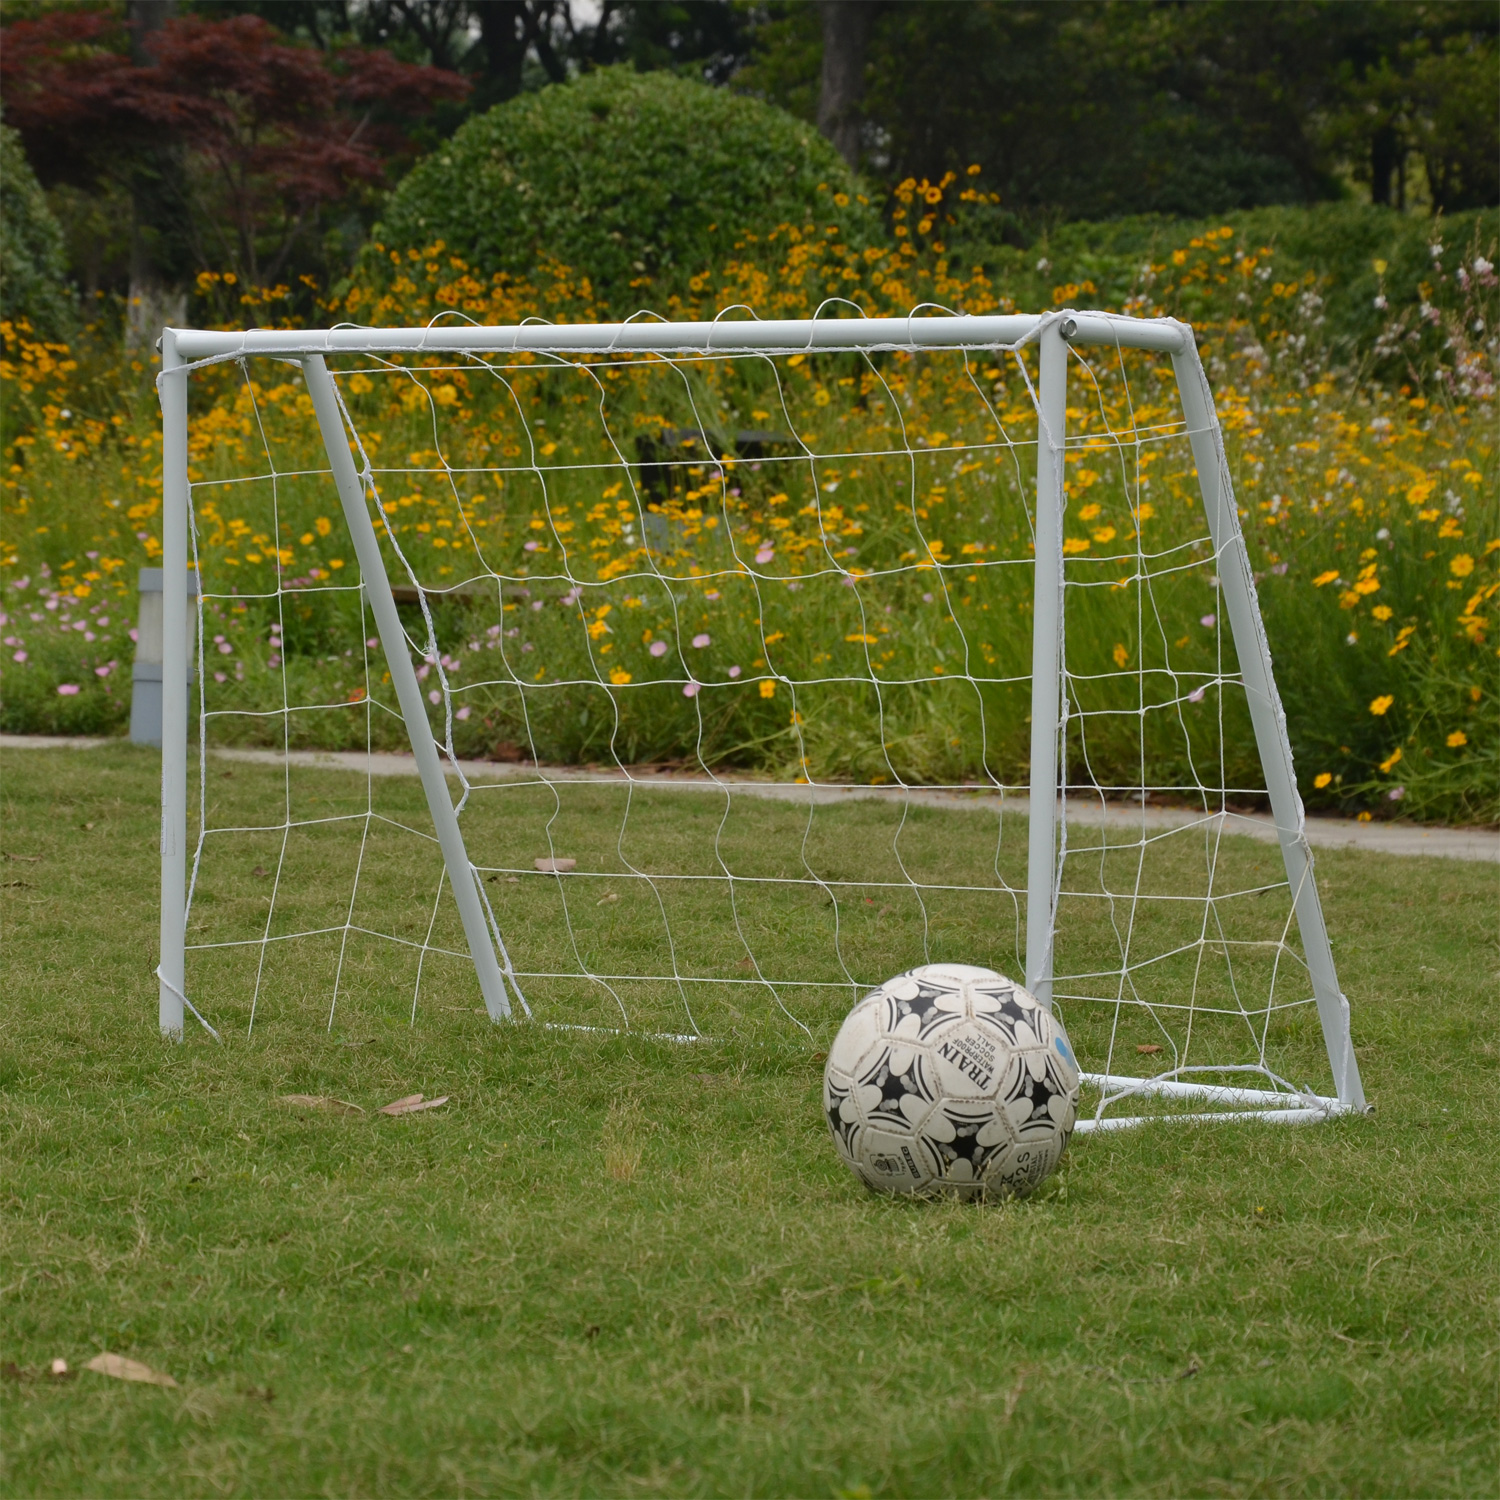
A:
[823,963,1080,1198]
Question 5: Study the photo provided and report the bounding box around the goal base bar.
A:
[1076,1070,1362,1133]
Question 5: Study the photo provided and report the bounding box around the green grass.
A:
[2,744,1497,1497]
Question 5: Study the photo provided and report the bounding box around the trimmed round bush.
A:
[375,68,882,309]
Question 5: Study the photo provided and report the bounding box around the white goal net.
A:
[155,309,1366,1128]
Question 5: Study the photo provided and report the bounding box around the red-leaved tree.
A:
[2,9,468,306]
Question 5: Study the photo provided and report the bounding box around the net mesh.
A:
[177,315,1336,1101]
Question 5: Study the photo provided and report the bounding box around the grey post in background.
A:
[130,568,197,747]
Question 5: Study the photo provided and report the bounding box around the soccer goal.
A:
[154,308,1366,1129]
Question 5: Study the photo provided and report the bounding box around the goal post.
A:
[154,308,1367,1126]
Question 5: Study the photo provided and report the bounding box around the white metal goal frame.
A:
[154,309,1368,1128]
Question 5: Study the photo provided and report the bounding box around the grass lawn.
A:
[1,744,1496,1497]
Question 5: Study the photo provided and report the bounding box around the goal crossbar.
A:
[155,309,1368,1127]
[168,310,1187,363]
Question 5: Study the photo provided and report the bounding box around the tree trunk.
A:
[472,1,532,108]
[817,1,871,169]
[1369,123,1398,208]
[126,0,187,347]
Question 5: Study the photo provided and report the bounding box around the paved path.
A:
[6,734,1495,863]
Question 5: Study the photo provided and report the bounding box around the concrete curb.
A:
[7,734,1491,864]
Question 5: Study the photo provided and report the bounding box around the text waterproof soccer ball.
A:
[823,964,1081,1197]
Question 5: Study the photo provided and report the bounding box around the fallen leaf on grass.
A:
[379,1094,449,1115]
[279,1094,364,1115]
[1136,1043,1164,1055]
[597,892,619,905]
[534,856,576,872]
[85,1352,178,1388]
[50,1358,69,1377]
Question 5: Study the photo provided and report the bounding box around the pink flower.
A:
[456,705,471,721]
[129,628,139,642]
[57,683,80,695]
[367,637,380,649]
[523,540,541,552]
[1388,786,1406,801]
[428,689,441,704]
[1187,686,1205,703]
[218,642,232,654]
[1200,614,1216,628]
[12,650,26,663]
[649,640,669,657]
[682,681,699,698]
[755,548,775,564]
[214,671,227,683]
[94,664,111,677]
[728,665,741,678]
[692,633,711,648]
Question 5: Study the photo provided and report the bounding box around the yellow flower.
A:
[1450,553,1474,577]
[1313,570,1339,587]
[609,669,631,685]
[1112,642,1129,668]
[1062,537,1091,554]
[1093,526,1117,544]
[1379,746,1403,774]
[1078,503,1102,521]
[315,516,332,537]
[1313,772,1333,789]
[759,679,776,698]
[1371,605,1393,622]
[1369,695,1394,716]
[1447,730,1468,748]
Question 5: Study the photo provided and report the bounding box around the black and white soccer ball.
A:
[823,963,1081,1198]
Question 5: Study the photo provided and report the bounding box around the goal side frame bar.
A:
[155,311,1365,1116]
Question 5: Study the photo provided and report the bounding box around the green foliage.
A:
[739,0,1498,224]
[0,122,73,341]
[374,65,882,310]
[946,201,1500,382]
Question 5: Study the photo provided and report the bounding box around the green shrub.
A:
[947,201,1499,383]
[373,67,883,312]
[0,122,73,342]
